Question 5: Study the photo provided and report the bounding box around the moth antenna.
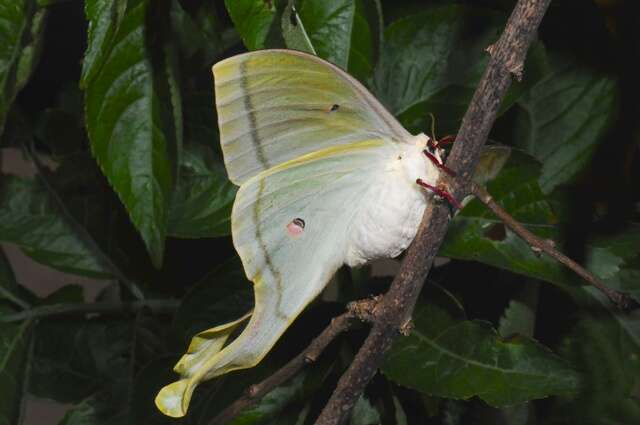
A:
[416,178,462,210]
[427,112,438,149]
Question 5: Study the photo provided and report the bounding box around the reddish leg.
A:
[427,135,456,150]
[416,178,462,210]
[423,150,457,177]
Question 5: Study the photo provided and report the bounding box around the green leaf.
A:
[168,144,237,238]
[0,248,31,310]
[498,285,539,339]
[347,0,375,81]
[0,174,110,278]
[350,395,381,425]
[81,0,126,87]
[281,0,316,55]
[225,0,277,51]
[382,303,580,407]
[84,0,176,268]
[372,5,503,134]
[0,0,46,135]
[231,373,307,424]
[169,0,225,63]
[30,320,131,403]
[0,319,31,425]
[553,310,640,424]
[513,58,618,192]
[498,284,540,425]
[296,0,357,71]
[173,257,252,341]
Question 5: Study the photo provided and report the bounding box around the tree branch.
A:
[314,1,553,423]
[470,182,637,310]
[207,298,379,425]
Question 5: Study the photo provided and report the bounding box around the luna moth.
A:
[155,49,453,417]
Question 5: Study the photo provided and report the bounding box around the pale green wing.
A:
[155,139,395,417]
[213,49,410,185]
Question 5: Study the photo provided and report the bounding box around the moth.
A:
[156,49,453,417]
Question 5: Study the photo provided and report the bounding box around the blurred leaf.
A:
[498,284,539,425]
[382,303,580,407]
[0,318,31,425]
[0,248,31,310]
[297,0,369,77]
[168,144,237,238]
[372,5,502,134]
[584,230,640,302]
[0,0,45,135]
[513,58,618,192]
[35,109,85,157]
[85,0,177,267]
[30,319,131,403]
[553,310,640,424]
[58,389,131,425]
[346,0,375,81]
[499,285,539,339]
[33,83,86,157]
[0,0,46,135]
[81,0,126,87]
[350,395,381,425]
[173,257,252,341]
[230,373,307,424]
[225,0,277,51]
[392,395,408,425]
[0,174,110,278]
[170,0,225,64]
[281,0,316,55]
[130,357,179,425]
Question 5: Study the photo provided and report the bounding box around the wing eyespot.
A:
[287,218,306,237]
[329,104,340,112]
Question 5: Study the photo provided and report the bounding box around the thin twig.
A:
[208,298,379,425]
[470,182,637,310]
[0,299,179,322]
[315,1,553,424]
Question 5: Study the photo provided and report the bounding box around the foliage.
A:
[0,0,638,424]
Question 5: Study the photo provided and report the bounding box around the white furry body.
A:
[346,133,441,266]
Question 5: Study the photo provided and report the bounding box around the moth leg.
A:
[423,149,457,177]
[416,178,462,211]
[428,135,455,149]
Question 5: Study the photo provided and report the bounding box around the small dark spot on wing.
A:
[287,217,306,237]
[330,104,340,112]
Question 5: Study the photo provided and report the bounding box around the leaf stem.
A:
[0,299,179,323]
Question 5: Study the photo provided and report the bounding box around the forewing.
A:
[213,49,409,185]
